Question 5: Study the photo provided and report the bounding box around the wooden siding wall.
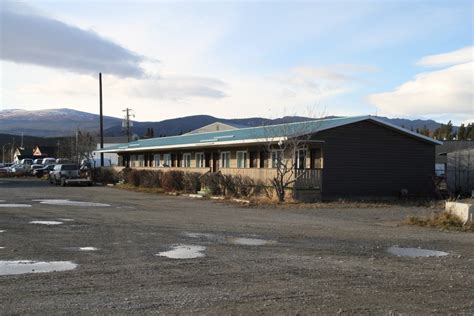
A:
[315,121,435,198]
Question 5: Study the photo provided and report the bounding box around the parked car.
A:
[33,164,55,178]
[11,164,28,176]
[41,158,56,165]
[49,164,80,185]
[33,159,43,164]
[29,164,44,175]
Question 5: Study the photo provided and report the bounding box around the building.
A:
[436,140,474,176]
[98,116,441,200]
[446,148,474,195]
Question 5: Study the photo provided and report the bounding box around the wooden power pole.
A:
[99,72,104,167]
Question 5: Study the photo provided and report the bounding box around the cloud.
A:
[417,46,473,67]
[0,1,145,77]
[130,75,226,100]
[369,48,473,116]
[275,64,377,99]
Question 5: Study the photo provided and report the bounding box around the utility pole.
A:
[99,72,104,167]
[122,108,135,142]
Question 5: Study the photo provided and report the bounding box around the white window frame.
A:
[163,154,171,167]
[182,153,191,168]
[271,150,283,168]
[195,152,205,168]
[236,151,248,168]
[220,151,230,168]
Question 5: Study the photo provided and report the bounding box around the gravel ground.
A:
[0,178,473,314]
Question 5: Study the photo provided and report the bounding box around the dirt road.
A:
[0,178,472,314]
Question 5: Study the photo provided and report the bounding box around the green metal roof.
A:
[98,115,441,153]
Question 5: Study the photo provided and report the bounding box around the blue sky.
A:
[1,0,472,124]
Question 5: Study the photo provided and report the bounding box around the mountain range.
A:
[0,108,451,138]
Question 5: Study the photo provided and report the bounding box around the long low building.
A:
[98,116,441,200]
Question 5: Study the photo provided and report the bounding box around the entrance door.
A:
[212,152,219,172]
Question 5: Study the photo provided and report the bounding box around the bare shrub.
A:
[200,172,224,195]
[162,170,184,192]
[138,170,162,188]
[183,172,201,193]
[92,168,119,184]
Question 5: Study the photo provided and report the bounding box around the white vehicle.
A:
[41,158,56,165]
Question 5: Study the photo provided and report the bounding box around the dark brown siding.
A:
[315,121,435,198]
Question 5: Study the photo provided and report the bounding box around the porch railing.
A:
[294,168,322,190]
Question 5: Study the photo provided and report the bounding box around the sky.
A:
[0,0,473,124]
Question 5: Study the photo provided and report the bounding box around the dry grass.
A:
[114,183,165,194]
[405,212,473,232]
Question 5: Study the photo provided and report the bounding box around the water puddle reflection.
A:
[33,199,110,207]
[0,260,77,275]
[157,244,206,259]
[29,220,63,225]
[387,246,449,258]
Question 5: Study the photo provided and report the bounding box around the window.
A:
[271,150,283,168]
[296,149,306,170]
[195,152,205,168]
[138,155,145,167]
[183,153,191,168]
[163,154,171,167]
[130,155,137,167]
[153,154,160,167]
[237,151,248,168]
[220,151,230,168]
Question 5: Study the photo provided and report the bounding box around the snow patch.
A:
[0,204,31,208]
[157,244,206,259]
[0,260,77,276]
[387,246,449,258]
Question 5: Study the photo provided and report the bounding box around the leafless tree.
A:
[262,107,326,203]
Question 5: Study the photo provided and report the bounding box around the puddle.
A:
[29,220,64,225]
[227,237,271,246]
[57,218,75,222]
[0,230,4,233]
[0,247,4,249]
[183,232,217,239]
[387,246,449,258]
[33,199,110,207]
[0,260,77,276]
[157,244,206,259]
[0,204,31,208]
[78,247,98,251]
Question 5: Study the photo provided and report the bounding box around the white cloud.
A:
[417,46,473,67]
[369,47,473,117]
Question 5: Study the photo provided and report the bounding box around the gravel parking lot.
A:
[0,178,473,314]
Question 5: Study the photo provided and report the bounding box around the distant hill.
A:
[0,108,120,137]
[0,108,454,139]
